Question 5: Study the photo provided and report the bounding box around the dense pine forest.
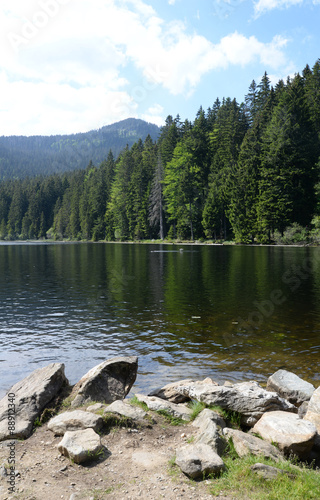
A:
[0,118,160,181]
[1,61,320,244]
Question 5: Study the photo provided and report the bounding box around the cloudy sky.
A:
[0,0,319,136]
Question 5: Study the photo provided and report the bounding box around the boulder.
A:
[176,381,295,426]
[250,463,296,481]
[252,411,317,459]
[304,386,320,432]
[47,410,103,436]
[192,409,227,455]
[298,401,309,418]
[0,363,68,441]
[104,400,148,423]
[266,370,315,405]
[70,356,138,407]
[134,394,192,421]
[86,403,105,413]
[175,443,225,479]
[149,378,218,404]
[57,428,103,464]
[223,428,282,461]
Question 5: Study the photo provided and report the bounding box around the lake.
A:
[0,242,319,397]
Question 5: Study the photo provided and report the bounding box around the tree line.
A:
[0,118,159,181]
[1,60,320,244]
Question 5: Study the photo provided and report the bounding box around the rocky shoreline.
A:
[0,357,319,499]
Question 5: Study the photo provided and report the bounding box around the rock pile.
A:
[0,359,319,479]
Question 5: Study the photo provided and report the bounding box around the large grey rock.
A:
[0,363,68,441]
[70,356,138,407]
[48,410,103,436]
[149,378,218,404]
[57,428,103,464]
[175,443,225,479]
[252,411,317,459]
[177,381,295,426]
[104,400,148,423]
[192,409,227,455]
[250,463,296,481]
[266,370,315,405]
[304,386,320,432]
[223,428,282,461]
[134,393,192,421]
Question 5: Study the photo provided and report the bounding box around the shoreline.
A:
[0,238,318,248]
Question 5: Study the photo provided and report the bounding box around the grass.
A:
[207,404,242,429]
[188,400,206,420]
[155,409,185,426]
[188,400,242,429]
[167,455,181,480]
[129,395,149,412]
[208,454,320,500]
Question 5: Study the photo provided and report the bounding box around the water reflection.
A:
[0,242,319,397]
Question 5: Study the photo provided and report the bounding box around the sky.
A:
[0,0,319,136]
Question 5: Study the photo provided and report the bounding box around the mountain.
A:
[0,118,160,180]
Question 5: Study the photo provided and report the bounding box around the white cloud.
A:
[254,0,303,17]
[0,0,291,135]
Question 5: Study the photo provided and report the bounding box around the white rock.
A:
[135,394,192,421]
[48,410,103,436]
[176,381,295,426]
[175,443,225,479]
[57,428,103,464]
[252,411,317,459]
[304,386,320,432]
[266,370,315,405]
[104,400,148,422]
[0,363,68,441]
[223,428,282,461]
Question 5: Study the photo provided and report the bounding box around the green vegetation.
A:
[188,400,206,420]
[155,410,185,426]
[1,60,320,244]
[129,395,149,412]
[209,454,320,500]
[0,118,159,181]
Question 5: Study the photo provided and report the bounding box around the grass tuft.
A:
[209,454,320,500]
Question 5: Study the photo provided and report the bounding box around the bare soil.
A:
[0,413,236,500]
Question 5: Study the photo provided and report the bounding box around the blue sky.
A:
[0,0,319,136]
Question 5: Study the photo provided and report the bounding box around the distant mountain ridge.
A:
[0,118,160,180]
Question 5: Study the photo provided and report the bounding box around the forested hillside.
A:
[0,118,160,180]
[1,61,320,244]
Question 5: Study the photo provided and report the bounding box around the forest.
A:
[0,60,320,245]
[0,118,159,181]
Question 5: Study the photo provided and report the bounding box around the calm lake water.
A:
[0,242,319,397]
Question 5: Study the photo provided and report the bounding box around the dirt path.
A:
[0,415,236,500]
